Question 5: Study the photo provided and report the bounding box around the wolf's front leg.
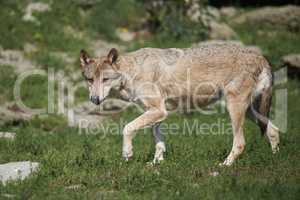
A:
[122,101,167,160]
[152,123,166,164]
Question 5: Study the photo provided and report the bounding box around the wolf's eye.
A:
[86,78,93,83]
[102,78,109,82]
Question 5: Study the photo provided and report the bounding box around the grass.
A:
[0,102,299,199]
[0,1,299,199]
[0,65,17,104]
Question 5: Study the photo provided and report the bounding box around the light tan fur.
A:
[80,42,279,165]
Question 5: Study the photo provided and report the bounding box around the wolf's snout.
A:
[90,96,101,105]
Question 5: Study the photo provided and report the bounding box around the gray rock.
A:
[208,21,237,40]
[187,3,220,24]
[0,103,34,125]
[72,0,100,7]
[233,6,300,32]
[0,47,36,74]
[186,0,202,22]
[101,99,131,112]
[220,7,238,18]
[22,2,51,24]
[91,40,125,57]
[0,161,39,185]
[116,28,135,42]
[68,101,106,129]
[0,132,16,140]
[206,6,221,21]
[23,43,38,54]
[282,54,300,77]
[282,54,300,69]
[2,193,16,199]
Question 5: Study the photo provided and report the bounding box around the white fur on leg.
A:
[122,143,133,161]
[266,121,280,154]
[122,126,134,161]
[152,142,166,164]
[220,153,235,166]
[220,137,245,166]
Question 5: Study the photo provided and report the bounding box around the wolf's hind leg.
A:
[221,95,248,166]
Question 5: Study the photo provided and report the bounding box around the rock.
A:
[0,161,39,185]
[101,99,131,112]
[0,47,36,74]
[209,171,220,177]
[91,40,125,57]
[220,7,238,18]
[186,0,202,23]
[233,6,300,32]
[0,132,16,140]
[65,184,84,190]
[206,6,221,21]
[116,28,135,42]
[186,3,220,24]
[208,21,237,40]
[1,193,16,199]
[69,101,106,129]
[282,54,300,77]
[0,103,34,125]
[22,2,51,24]
[72,0,100,8]
[24,43,38,54]
[282,54,300,68]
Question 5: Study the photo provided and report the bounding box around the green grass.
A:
[0,97,299,199]
[0,1,299,199]
[0,65,17,104]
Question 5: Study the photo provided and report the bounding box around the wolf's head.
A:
[80,48,122,105]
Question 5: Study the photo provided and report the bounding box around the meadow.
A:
[0,1,299,199]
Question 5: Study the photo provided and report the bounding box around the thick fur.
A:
[80,42,280,165]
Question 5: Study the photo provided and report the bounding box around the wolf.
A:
[79,42,279,166]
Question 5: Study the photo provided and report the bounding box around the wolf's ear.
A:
[107,48,118,65]
[80,49,93,67]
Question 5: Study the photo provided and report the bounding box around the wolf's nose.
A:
[90,96,100,105]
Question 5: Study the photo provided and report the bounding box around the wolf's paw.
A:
[122,146,133,161]
[152,142,165,164]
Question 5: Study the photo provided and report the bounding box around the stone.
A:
[0,161,39,185]
[282,54,300,77]
[233,6,300,32]
[282,54,300,69]
[220,7,238,18]
[206,6,221,21]
[22,2,51,24]
[72,0,100,7]
[208,21,237,40]
[101,99,131,112]
[0,47,36,74]
[0,132,16,140]
[0,103,34,126]
[23,43,38,54]
[91,40,125,57]
[116,28,135,42]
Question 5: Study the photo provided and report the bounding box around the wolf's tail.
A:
[249,67,278,135]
